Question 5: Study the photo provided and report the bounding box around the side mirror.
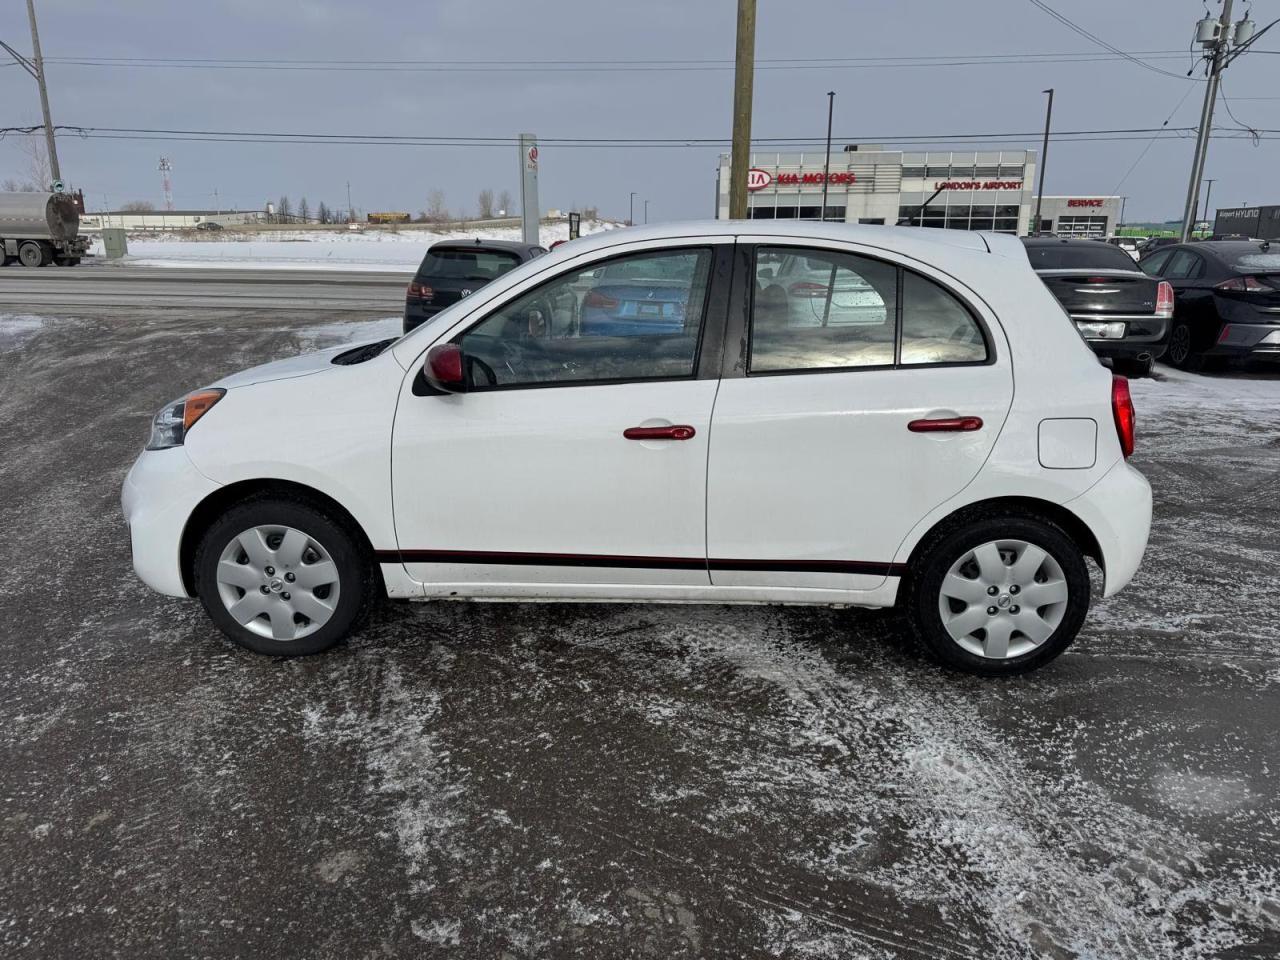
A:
[423,343,465,393]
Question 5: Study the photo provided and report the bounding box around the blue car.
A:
[578,255,698,337]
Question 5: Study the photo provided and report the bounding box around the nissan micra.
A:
[122,223,1152,675]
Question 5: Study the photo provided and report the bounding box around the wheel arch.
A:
[179,478,383,597]
[900,496,1104,586]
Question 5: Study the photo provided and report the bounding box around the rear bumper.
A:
[121,447,221,598]
[1065,460,1152,599]
[403,301,445,334]
[1070,315,1169,359]
[1206,322,1280,359]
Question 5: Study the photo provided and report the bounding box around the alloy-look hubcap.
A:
[215,524,341,641]
[936,539,1069,660]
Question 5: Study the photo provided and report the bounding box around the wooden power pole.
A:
[728,0,757,220]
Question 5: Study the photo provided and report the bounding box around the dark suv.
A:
[404,239,545,333]
[1022,237,1173,377]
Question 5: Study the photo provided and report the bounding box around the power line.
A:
[1025,0,1204,80]
[1111,85,1199,195]
[35,50,1202,74]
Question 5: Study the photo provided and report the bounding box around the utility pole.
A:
[1033,88,1053,236]
[346,181,353,222]
[629,191,636,226]
[25,0,60,186]
[644,199,649,224]
[1200,178,1216,234]
[821,91,835,221]
[1181,0,1233,241]
[728,0,757,219]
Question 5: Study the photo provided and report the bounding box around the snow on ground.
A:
[0,314,44,351]
[86,219,623,272]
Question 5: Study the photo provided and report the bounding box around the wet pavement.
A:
[1,306,1278,959]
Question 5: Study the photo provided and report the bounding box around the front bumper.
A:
[121,447,222,598]
[1065,459,1152,599]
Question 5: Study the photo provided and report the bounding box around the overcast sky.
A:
[1,0,1275,222]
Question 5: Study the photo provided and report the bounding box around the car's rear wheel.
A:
[905,515,1090,675]
[193,497,376,656]
[1166,321,1203,371]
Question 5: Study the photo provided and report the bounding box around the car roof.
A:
[428,238,542,255]
[549,220,1015,257]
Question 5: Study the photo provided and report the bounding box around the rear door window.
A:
[1139,250,1173,276]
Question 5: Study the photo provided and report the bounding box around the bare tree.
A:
[298,196,311,223]
[316,200,330,224]
[425,189,448,223]
[277,195,292,223]
[16,135,51,191]
[121,200,156,212]
[498,189,512,217]
[477,188,495,220]
[1,178,20,192]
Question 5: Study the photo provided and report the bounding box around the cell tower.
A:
[158,157,174,211]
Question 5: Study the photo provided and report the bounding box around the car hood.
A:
[212,341,371,390]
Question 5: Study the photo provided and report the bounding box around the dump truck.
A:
[0,192,91,266]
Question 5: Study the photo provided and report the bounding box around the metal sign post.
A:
[518,133,539,245]
[568,211,580,240]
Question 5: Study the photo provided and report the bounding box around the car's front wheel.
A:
[193,497,376,656]
[905,515,1090,675]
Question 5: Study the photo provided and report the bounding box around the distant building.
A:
[1030,196,1124,237]
[79,209,269,231]
[1213,206,1280,240]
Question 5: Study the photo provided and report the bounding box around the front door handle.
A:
[908,416,983,433]
[624,424,697,441]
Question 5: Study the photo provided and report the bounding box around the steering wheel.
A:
[465,354,498,387]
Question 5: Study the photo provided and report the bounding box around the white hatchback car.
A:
[122,222,1152,675]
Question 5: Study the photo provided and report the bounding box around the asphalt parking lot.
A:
[2,303,1279,959]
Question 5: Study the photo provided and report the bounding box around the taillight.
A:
[406,281,434,302]
[788,281,829,298]
[1155,280,1174,318]
[1215,275,1275,294]
[582,289,619,309]
[1111,375,1135,459]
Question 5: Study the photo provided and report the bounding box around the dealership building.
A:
[714,145,1122,237]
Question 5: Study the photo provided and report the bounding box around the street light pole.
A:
[24,0,61,186]
[644,199,649,224]
[821,91,835,221]
[629,191,637,226]
[1033,88,1053,236]
[1181,0,1233,242]
[728,0,757,219]
[1201,178,1216,234]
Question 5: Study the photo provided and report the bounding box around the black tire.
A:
[1165,321,1203,371]
[904,513,1090,676]
[193,496,377,656]
[18,241,48,267]
[1112,356,1153,378]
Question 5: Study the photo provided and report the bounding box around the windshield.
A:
[1024,244,1138,271]
[418,248,522,283]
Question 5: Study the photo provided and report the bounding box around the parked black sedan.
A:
[1138,240,1280,369]
[404,239,546,334]
[1022,237,1173,377]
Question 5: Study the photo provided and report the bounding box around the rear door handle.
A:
[624,425,697,441]
[908,416,983,433]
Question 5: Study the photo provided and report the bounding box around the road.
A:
[0,264,411,311]
[1,287,1278,959]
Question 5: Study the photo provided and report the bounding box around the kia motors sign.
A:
[747,168,773,192]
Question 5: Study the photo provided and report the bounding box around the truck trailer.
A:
[0,192,91,266]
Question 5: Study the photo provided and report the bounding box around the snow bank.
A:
[89,220,623,272]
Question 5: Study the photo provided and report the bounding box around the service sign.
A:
[1066,198,1105,208]
[747,168,773,192]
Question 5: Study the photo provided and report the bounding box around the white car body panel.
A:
[121,221,1151,614]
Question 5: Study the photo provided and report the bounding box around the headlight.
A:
[146,388,225,450]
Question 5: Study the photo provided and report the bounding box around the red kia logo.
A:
[747,168,773,192]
